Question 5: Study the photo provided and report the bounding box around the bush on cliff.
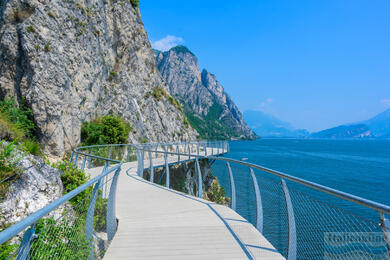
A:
[81,115,131,146]
[0,141,22,200]
[0,98,42,156]
[54,161,91,206]
[0,98,35,138]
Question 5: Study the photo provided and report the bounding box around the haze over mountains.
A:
[244,107,390,139]
[243,110,309,138]
[311,108,390,139]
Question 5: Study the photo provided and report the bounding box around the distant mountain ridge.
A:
[243,110,309,138]
[311,108,390,139]
[155,46,256,140]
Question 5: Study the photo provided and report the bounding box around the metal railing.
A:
[0,140,226,259]
[139,144,390,260]
[3,139,388,259]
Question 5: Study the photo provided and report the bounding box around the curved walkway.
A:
[86,151,284,260]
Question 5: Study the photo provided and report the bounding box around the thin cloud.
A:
[260,98,274,108]
[381,99,390,108]
[152,35,184,51]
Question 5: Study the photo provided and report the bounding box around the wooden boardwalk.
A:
[87,149,284,260]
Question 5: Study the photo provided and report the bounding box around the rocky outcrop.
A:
[155,46,255,140]
[0,152,64,227]
[0,0,197,156]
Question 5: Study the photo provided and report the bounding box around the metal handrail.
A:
[139,147,390,217]
[0,140,226,258]
[0,164,120,245]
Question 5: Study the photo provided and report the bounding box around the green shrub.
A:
[0,141,22,200]
[54,161,91,206]
[168,96,183,112]
[204,178,230,205]
[108,70,118,81]
[0,240,17,259]
[31,216,91,259]
[21,139,42,156]
[0,222,18,258]
[130,0,139,8]
[81,115,131,146]
[0,97,36,138]
[152,86,167,101]
[26,25,35,33]
[44,42,51,52]
[183,117,189,128]
[0,113,25,141]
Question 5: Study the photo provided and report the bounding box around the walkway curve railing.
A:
[2,140,389,260]
[139,145,390,260]
[0,140,226,260]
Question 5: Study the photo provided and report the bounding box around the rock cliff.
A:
[0,0,197,156]
[0,151,64,227]
[155,46,255,140]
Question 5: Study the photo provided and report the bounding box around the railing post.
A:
[195,157,202,198]
[81,154,87,170]
[87,150,92,169]
[73,153,79,166]
[16,225,36,260]
[85,178,102,260]
[250,168,263,233]
[136,148,145,178]
[107,168,121,241]
[197,142,200,156]
[108,146,112,160]
[176,145,180,163]
[226,162,236,211]
[69,151,74,163]
[380,213,390,258]
[187,143,190,160]
[281,179,297,260]
[204,142,207,156]
[149,150,154,183]
[164,152,170,188]
[126,145,130,162]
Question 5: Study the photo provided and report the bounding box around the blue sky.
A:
[140,0,390,132]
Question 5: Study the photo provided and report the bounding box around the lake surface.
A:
[211,139,390,259]
[225,139,390,206]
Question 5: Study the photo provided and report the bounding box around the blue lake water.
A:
[211,139,390,259]
[224,139,390,206]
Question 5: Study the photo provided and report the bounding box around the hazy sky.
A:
[141,0,390,132]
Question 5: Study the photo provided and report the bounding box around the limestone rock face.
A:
[156,46,255,140]
[0,153,64,226]
[0,0,197,156]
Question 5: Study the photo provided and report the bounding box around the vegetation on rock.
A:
[204,178,230,205]
[0,98,42,156]
[184,102,237,140]
[0,98,36,139]
[0,141,21,200]
[130,0,140,8]
[81,115,131,146]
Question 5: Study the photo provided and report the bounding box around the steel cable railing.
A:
[0,146,124,259]
[139,143,390,260]
[3,140,388,259]
[0,140,225,259]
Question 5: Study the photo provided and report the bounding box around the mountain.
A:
[0,1,197,156]
[310,124,372,139]
[155,46,256,140]
[363,108,390,137]
[243,110,309,138]
[311,108,390,139]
